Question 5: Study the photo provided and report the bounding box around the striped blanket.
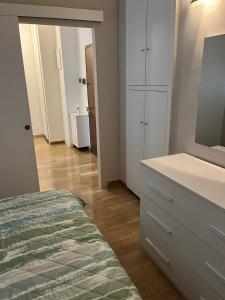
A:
[0,190,141,300]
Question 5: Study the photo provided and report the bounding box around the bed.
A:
[0,190,141,300]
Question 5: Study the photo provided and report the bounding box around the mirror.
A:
[196,34,225,152]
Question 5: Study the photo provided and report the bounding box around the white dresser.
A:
[140,154,225,300]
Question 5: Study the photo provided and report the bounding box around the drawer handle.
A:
[147,182,174,203]
[145,237,170,265]
[209,225,225,241]
[200,297,206,300]
[147,211,172,235]
[206,262,225,284]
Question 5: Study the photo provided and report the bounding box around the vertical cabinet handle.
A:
[140,48,152,52]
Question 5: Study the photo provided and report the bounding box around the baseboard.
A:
[107,180,126,189]
[49,140,65,145]
[33,134,45,138]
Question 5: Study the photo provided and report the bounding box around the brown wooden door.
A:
[85,44,97,156]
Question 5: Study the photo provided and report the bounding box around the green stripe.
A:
[0,190,141,300]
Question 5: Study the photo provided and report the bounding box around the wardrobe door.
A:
[146,0,173,86]
[126,0,148,86]
[126,90,145,196]
[144,91,169,159]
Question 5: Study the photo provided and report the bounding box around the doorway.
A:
[0,5,119,199]
[19,23,99,192]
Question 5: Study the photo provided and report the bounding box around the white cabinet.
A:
[126,0,176,195]
[126,90,145,195]
[126,0,176,87]
[146,0,175,86]
[141,154,225,300]
[70,113,90,149]
[144,91,168,159]
[126,89,169,196]
[126,0,147,86]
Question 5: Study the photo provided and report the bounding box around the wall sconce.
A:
[191,0,214,5]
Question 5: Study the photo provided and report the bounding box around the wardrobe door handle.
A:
[206,262,225,284]
[147,211,172,235]
[146,238,170,265]
[209,225,225,241]
[147,182,174,203]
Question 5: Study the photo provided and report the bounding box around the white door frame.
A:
[0,3,104,22]
[0,3,105,187]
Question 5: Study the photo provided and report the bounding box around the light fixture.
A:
[191,0,214,5]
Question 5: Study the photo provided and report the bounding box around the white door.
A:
[126,90,145,196]
[146,0,172,86]
[126,0,147,86]
[0,16,39,199]
[144,91,168,159]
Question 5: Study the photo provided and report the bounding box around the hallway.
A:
[34,137,183,300]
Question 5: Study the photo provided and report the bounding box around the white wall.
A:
[31,25,49,140]
[38,25,65,143]
[58,27,92,116]
[171,0,225,168]
[57,26,92,146]
[59,27,81,115]
[56,26,81,146]
[19,24,43,136]
[78,28,93,112]
[118,0,127,183]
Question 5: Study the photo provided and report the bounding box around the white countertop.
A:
[142,153,225,211]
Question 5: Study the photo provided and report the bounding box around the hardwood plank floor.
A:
[34,137,184,300]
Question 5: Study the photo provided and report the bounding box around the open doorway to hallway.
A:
[19,23,98,190]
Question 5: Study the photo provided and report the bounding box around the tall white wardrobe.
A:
[126,0,177,196]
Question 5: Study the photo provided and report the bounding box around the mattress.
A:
[0,190,141,300]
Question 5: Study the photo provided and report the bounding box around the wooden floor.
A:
[34,137,184,300]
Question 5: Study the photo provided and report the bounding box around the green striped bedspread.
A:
[0,190,141,300]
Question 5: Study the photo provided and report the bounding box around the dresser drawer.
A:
[141,196,225,298]
[141,164,225,259]
[141,230,223,300]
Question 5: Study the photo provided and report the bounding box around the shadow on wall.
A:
[171,0,205,154]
